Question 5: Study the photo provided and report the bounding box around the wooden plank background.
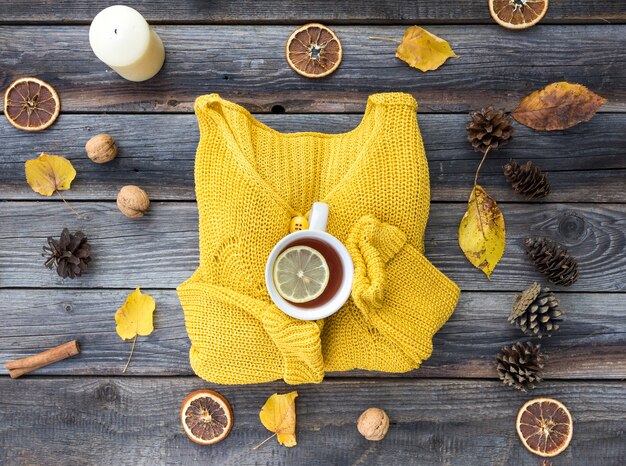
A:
[1,378,625,465]
[1,114,625,202]
[0,26,625,113]
[1,290,624,379]
[0,1,624,465]
[1,1,625,24]
[1,202,624,291]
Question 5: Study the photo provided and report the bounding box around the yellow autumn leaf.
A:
[259,391,298,447]
[115,288,156,373]
[25,152,76,196]
[115,288,156,340]
[395,26,458,72]
[458,185,505,279]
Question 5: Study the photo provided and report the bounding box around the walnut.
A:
[357,407,389,441]
[117,185,150,218]
[85,133,117,163]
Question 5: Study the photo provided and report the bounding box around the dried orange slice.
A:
[180,390,233,445]
[516,397,573,457]
[286,23,342,78]
[4,77,60,131]
[489,0,549,30]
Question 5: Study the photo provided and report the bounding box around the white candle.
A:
[89,5,165,82]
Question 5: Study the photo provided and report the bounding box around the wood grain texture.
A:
[0,0,624,24]
[0,377,624,465]
[1,290,624,379]
[1,113,624,202]
[1,202,623,291]
[0,25,623,113]
[0,3,624,466]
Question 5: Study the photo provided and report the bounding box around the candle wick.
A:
[114,28,117,34]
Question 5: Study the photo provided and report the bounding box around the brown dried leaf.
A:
[512,82,607,131]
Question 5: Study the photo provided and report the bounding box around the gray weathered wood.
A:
[1,290,624,379]
[0,377,624,465]
[1,202,623,291]
[1,3,624,466]
[1,113,624,202]
[0,25,623,113]
[1,0,624,24]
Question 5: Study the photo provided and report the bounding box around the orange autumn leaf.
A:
[513,82,607,131]
[395,26,458,72]
[258,391,298,447]
[25,152,76,196]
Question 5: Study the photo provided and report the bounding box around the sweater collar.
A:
[199,93,386,217]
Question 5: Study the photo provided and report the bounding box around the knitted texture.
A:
[177,92,460,384]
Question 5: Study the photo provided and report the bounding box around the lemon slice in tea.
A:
[273,245,330,303]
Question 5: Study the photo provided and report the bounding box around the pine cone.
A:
[43,228,91,279]
[524,237,579,286]
[509,282,565,338]
[466,106,514,153]
[503,160,550,199]
[496,341,544,391]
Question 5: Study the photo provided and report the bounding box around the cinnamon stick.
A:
[4,340,80,379]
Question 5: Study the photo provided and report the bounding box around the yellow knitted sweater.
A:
[177,92,460,385]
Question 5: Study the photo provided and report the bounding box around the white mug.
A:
[265,202,354,321]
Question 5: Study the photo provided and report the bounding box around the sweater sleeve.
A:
[323,215,460,373]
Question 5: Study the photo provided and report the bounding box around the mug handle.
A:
[309,202,329,231]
